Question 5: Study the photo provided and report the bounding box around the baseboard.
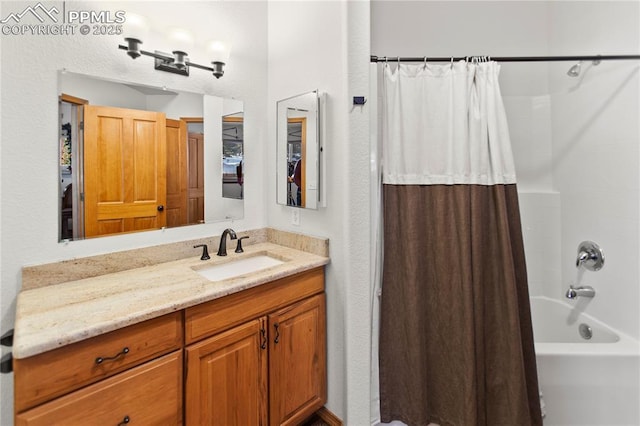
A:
[316,407,343,426]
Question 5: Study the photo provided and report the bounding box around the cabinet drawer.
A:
[185,267,324,344]
[16,351,183,426]
[14,311,183,412]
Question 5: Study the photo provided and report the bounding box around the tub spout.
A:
[565,285,595,299]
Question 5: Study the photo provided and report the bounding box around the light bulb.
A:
[209,41,230,62]
[123,13,149,59]
[123,13,149,41]
[168,28,194,54]
[208,40,230,79]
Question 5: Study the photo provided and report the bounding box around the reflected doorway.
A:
[287,117,306,208]
[59,94,87,241]
[222,113,244,200]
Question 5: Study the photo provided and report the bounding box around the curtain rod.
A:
[370,54,640,63]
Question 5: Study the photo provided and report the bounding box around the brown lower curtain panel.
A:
[379,184,542,426]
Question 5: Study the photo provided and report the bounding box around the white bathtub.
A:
[531,296,640,426]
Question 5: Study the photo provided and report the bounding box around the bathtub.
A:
[530,296,640,426]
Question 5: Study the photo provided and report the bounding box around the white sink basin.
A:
[194,254,285,282]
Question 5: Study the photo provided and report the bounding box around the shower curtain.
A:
[378,61,542,426]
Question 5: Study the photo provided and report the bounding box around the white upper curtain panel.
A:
[382,60,517,186]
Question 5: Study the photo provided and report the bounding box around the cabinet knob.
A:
[117,415,130,426]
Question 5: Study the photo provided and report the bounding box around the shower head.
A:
[567,61,582,77]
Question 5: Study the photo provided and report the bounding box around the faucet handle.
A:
[576,241,604,271]
[235,236,250,253]
[576,251,590,267]
[194,244,210,260]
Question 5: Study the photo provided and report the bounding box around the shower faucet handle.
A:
[575,241,604,271]
[576,250,591,266]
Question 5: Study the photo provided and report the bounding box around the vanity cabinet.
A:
[14,267,326,426]
[184,267,326,426]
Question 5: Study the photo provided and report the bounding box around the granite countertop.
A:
[14,242,329,359]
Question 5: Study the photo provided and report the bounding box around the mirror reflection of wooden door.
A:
[187,131,205,224]
[83,105,166,238]
[166,119,188,228]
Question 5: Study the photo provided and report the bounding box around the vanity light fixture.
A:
[120,14,228,79]
[118,37,228,79]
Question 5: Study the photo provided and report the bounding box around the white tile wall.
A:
[518,192,562,298]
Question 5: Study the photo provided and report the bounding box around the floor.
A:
[301,414,330,426]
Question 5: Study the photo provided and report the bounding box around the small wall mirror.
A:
[276,90,322,209]
[58,71,244,241]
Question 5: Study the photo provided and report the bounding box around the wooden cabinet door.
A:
[15,351,182,426]
[185,318,268,426]
[268,294,326,426]
[84,105,167,237]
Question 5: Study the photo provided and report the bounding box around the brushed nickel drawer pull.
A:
[117,415,130,425]
[95,347,129,365]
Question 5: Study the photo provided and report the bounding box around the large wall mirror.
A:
[276,90,322,209]
[58,71,244,242]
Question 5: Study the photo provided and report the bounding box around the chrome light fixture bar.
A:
[118,39,225,79]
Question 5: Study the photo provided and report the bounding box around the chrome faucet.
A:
[565,285,596,299]
[217,228,237,256]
